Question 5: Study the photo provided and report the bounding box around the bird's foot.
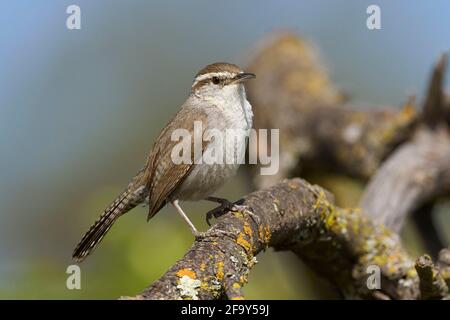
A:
[205,197,259,226]
[205,197,238,226]
[206,206,229,226]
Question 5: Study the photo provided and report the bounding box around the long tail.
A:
[72,187,141,262]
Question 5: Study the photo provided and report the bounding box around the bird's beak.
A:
[231,72,256,84]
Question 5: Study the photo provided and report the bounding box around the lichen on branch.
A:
[124,178,449,300]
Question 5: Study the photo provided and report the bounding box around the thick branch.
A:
[360,128,450,231]
[422,54,447,128]
[127,179,427,300]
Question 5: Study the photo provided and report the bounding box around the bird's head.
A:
[191,62,255,99]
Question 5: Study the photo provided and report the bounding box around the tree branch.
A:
[123,178,447,300]
[422,54,447,128]
[360,128,450,232]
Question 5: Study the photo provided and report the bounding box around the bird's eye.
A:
[212,77,220,85]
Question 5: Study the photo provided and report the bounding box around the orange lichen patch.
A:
[236,233,252,253]
[264,226,271,243]
[216,261,224,280]
[200,263,207,272]
[176,268,196,279]
[258,225,264,241]
[231,296,245,300]
[243,221,253,239]
[258,225,272,246]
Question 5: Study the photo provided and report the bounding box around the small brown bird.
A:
[72,62,255,262]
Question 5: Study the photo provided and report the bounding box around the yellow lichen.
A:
[232,282,241,289]
[200,263,207,272]
[377,101,416,146]
[236,233,252,253]
[176,268,197,279]
[231,296,245,300]
[216,261,224,280]
[258,225,272,246]
[243,221,253,239]
[406,268,418,279]
[200,280,209,290]
[313,190,350,236]
[258,225,265,242]
[233,211,245,219]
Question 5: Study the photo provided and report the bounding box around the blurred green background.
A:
[0,1,449,299]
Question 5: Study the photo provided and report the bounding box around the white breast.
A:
[172,84,252,201]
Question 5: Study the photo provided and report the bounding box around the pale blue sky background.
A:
[0,1,449,297]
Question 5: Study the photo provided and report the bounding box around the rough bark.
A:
[123,179,449,300]
[360,128,450,232]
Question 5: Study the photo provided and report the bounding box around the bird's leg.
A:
[172,200,236,240]
[171,200,203,237]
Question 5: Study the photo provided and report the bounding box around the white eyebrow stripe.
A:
[192,71,235,87]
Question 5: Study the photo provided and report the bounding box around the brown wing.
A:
[143,107,209,220]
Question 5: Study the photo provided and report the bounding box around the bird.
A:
[72,62,255,262]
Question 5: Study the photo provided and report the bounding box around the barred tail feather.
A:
[72,189,138,262]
